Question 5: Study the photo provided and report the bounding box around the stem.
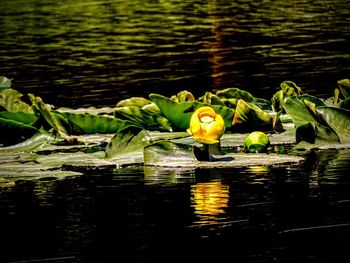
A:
[202,142,221,161]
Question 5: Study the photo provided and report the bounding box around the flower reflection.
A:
[191,181,229,225]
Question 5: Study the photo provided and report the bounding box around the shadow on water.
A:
[0,148,349,262]
[0,0,350,107]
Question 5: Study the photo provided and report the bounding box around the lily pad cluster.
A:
[1,75,350,151]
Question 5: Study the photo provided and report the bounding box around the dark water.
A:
[0,148,350,262]
[1,0,350,107]
[1,1,350,262]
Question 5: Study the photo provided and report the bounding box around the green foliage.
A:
[232,99,283,132]
[0,76,12,90]
[271,81,302,112]
[62,112,135,134]
[149,93,195,130]
[283,96,349,144]
[0,111,38,125]
[244,131,270,153]
[29,94,69,139]
[0,116,39,146]
[0,88,33,113]
[1,76,349,151]
[105,126,152,159]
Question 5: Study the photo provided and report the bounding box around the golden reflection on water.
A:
[191,181,229,225]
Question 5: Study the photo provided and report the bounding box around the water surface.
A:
[1,0,350,107]
[0,148,349,262]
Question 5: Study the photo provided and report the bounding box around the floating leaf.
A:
[150,93,234,130]
[283,96,341,143]
[232,99,280,132]
[115,105,173,132]
[198,92,226,106]
[0,111,38,125]
[170,90,195,103]
[116,97,152,107]
[144,140,199,166]
[316,106,350,143]
[0,117,39,146]
[337,79,350,99]
[0,76,12,90]
[105,126,153,160]
[283,97,317,127]
[149,93,195,130]
[141,103,161,114]
[0,89,33,113]
[63,112,135,134]
[29,94,69,138]
[0,132,57,152]
[216,87,271,110]
[337,97,350,110]
[271,81,302,112]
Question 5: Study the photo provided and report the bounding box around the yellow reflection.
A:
[191,181,229,224]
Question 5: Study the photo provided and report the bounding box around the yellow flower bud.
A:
[187,106,225,144]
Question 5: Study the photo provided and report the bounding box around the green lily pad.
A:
[144,141,199,166]
[283,96,348,143]
[0,132,57,152]
[149,93,195,130]
[29,94,69,139]
[149,93,234,130]
[116,97,153,107]
[338,79,350,99]
[104,126,153,161]
[0,111,38,125]
[316,106,350,144]
[216,87,271,110]
[0,88,33,113]
[0,76,12,90]
[0,117,39,146]
[271,81,302,112]
[232,99,281,132]
[62,111,135,134]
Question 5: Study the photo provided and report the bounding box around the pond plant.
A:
[1,76,350,183]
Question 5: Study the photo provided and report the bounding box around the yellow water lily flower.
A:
[188,106,225,144]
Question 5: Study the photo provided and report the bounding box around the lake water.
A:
[1,0,350,107]
[1,0,350,262]
[0,148,350,262]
